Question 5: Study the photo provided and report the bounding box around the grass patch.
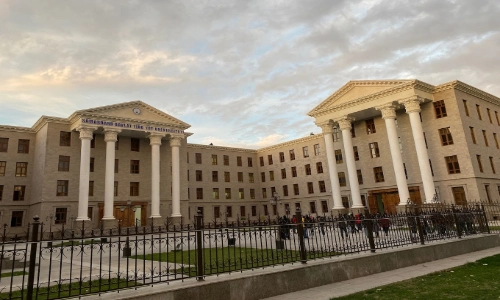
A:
[333,254,500,299]
[0,271,27,278]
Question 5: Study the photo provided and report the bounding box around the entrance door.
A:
[452,187,467,205]
[114,206,136,227]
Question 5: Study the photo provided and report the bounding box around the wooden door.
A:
[368,195,377,214]
[452,187,467,205]
[409,188,423,205]
[384,192,399,214]
[114,206,135,227]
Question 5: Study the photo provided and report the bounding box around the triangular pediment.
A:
[308,80,412,116]
[75,101,190,129]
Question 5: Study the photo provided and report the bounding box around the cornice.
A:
[31,116,70,133]
[187,143,258,153]
[257,134,324,153]
[72,112,188,131]
[435,80,500,106]
[0,125,35,134]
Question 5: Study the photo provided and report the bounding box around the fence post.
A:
[195,210,204,281]
[27,216,40,300]
[295,207,307,264]
[414,206,425,245]
[451,205,462,239]
[481,204,490,234]
[363,208,376,253]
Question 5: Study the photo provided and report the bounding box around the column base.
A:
[168,216,183,226]
[101,219,119,230]
[349,207,366,215]
[72,219,91,231]
[332,208,348,216]
[149,216,164,227]
[396,205,411,214]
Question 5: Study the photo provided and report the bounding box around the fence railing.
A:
[0,202,499,299]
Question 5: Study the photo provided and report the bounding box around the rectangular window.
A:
[485,185,492,203]
[262,188,267,198]
[212,171,218,182]
[307,182,314,194]
[0,138,9,153]
[490,157,496,174]
[89,157,95,172]
[338,172,346,186]
[279,152,285,162]
[238,172,243,182]
[226,206,233,218]
[268,154,273,165]
[247,157,253,167]
[289,149,295,160]
[0,161,5,176]
[272,205,277,216]
[357,169,363,185]
[212,154,218,165]
[195,153,202,164]
[445,155,461,174]
[57,180,68,196]
[240,206,246,217]
[488,108,493,123]
[239,188,244,199]
[302,146,309,158]
[333,127,340,142]
[439,127,454,146]
[483,130,489,147]
[429,160,434,176]
[214,207,220,218]
[283,185,289,196]
[250,189,255,199]
[291,167,297,177]
[261,172,265,182]
[259,156,264,166]
[17,139,29,153]
[237,156,242,166]
[434,100,447,118]
[114,181,118,197]
[60,132,71,146]
[54,207,67,224]
[11,211,23,227]
[131,138,140,151]
[249,173,254,183]
[224,172,230,182]
[321,201,328,213]
[58,156,70,171]
[463,100,469,116]
[351,123,356,138]
[316,162,323,173]
[470,127,477,144]
[224,155,229,165]
[423,132,428,149]
[353,146,359,161]
[89,181,94,196]
[15,162,28,177]
[115,136,119,150]
[225,188,231,199]
[196,188,203,199]
[196,170,203,181]
[263,205,269,216]
[293,184,300,195]
[496,111,500,126]
[90,134,95,148]
[404,163,409,179]
[271,186,276,195]
[269,170,274,181]
[130,182,139,196]
[477,155,484,173]
[0,185,3,200]
[130,160,139,174]
[314,144,320,156]
[476,104,482,120]
[366,119,376,134]
[281,168,286,179]
[342,197,350,209]
[335,149,343,164]
[213,188,219,199]
[494,133,499,149]
[305,164,312,175]
[115,159,119,173]
[13,185,25,201]
[369,142,380,158]
[374,167,384,182]
[319,180,326,193]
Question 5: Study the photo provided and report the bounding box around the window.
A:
[338,172,346,186]
[224,155,229,165]
[439,127,454,146]
[434,100,447,118]
[89,157,95,172]
[15,162,27,177]
[60,132,71,146]
[279,152,285,162]
[12,185,25,201]
[58,156,70,171]
[114,181,118,196]
[496,111,500,126]
[87,180,93,196]
[470,127,477,144]
[319,181,326,193]
[0,161,5,176]
[321,201,328,213]
[130,182,139,196]
[11,211,23,227]
[268,155,273,165]
[237,156,242,166]
[225,172,230,182]
[374,167,384,183]
[476,104,482,120]
[260,172,265,182]
[115,159,119,173]
[250,189,255,199]
[289,149,295,160]
[248,157,253,167]
[17,139,29,153]
[196,170,202,181]
[490,157,496,174]
[351,123,356,138]
[53,207,67,225]
[316,162,323,173]
[369,142,380,158]
[262,188,267,198]
[302,146,309,158]
[357,170,363,185]
[314,144,320,156]
[214,207,220,218]
[131,138,140,151]
[225,188,231,199]
[494,133,499,149]
[115,136,119,150]
[353,146,359,161]
[212,171,218,182]
[305,164,312,175]
[196,188,203,199]
[293,184,300,195]
[239,188,244,199]
[249,173,254,183]
[272,205,277,216]
[477,155,484,173]
[283,185,289,196]
[90,134,95,148]
[284,203,291,215]
[307,182,314,194]
[262,205,268,216]
[269,170,274,181]
[488,108,493,123]
[463,100,469,116]
[212,154,218,165]
[281,168,286,179]
[485,185,492,203]
[238,172,243,182]
[240,206,246,217]
[212,188,219,199]
[335,149,343,164]
[130,160,140,174]
[445,155,461,174]
[333,127,340,142]
[271,186,276,195]
[423,132,428,148]
[342,197,350,209]
[226,206,233,218]
[0,185,3,200]
[366,119,376,134]
[195,153,202,164]
[483,130,489,147]
[259,156,264,166]
[0,138,9,152]
[57,180,68,196]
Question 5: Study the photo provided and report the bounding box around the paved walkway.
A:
[261,246,500,300]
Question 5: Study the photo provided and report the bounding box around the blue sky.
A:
[0,0,499,148]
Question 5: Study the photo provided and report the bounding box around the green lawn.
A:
[0,271,27,278]
[334,254,500,299]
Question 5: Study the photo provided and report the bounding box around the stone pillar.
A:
[170,135,183,219]
[76,127,95,221]
[149,133,164,220]
[317,121,344,210]
[376,104,410,205]
[336,116,363,209]
[102,129,120,227]
[400,97,435,203]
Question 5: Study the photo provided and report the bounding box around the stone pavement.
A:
[261,246,500,300]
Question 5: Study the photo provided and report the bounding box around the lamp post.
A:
[120,200,136,257]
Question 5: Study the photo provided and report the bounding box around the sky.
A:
[1,0,499,149]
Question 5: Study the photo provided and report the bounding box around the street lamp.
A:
[120,200,136,257]
[270,192,281,206]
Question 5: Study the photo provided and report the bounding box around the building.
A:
[1,79,499,234]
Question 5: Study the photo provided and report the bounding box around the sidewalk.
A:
[261,246,500,300]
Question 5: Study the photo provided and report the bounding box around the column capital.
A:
[148,133,165,146]
[375,103,399,119]
[103,128,121,142]
[170,135,183,147]
[76,126,96,140]
[399,95,424,114]
[316,120,335,134]
[334,116,355,131]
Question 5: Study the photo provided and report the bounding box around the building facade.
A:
[1,79,500,233]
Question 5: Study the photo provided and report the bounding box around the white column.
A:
[376,104,410,204]
[149,133,164,219]
[317,122,343,209]
[103,129,120,220]
[336,116,363,208]
[170,136,182,217]
[400,97,436,203]
[76,127,95,221]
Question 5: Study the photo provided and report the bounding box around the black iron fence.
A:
[0,202,499,299]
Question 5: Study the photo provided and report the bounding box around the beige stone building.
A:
[1,79,499,233]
